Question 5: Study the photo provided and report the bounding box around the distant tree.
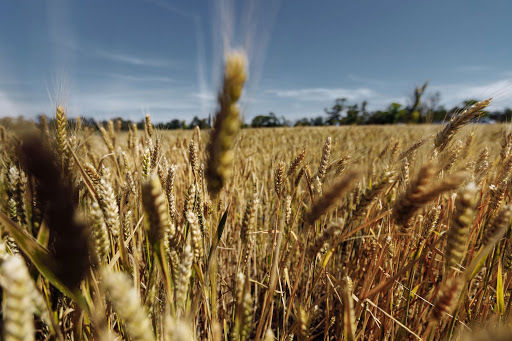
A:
[189,116,210,129]
[502,108,512,122]
[7,82,505,132]
[389,102,408,123]
[490,108,512,122]
[425,91,442,123]
[360,100,369,122]
[280,115,291,127]
[107,117,133,131]
[324,98,347,125]
[366,110,393,124]
[430,107,448,123]
[250,115,266,127]
[311,116,325,126]
[166,119,186,129]
[294,118,312,126]
[365,103,406,124]
[251,112,283,127]
[340,103,361,125]
[406,81,428,123]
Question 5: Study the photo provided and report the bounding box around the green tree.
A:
[294,118,311,126]
[311,116,325,126]
[189,116,210,129]
[324,98,347,125]
[340,103,361,125]
[389,102,407,123]
[251,112,283,127]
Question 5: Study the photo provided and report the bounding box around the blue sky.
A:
[1,0,511,122]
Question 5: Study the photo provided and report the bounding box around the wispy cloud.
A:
[0,90,21,116]
[58,83,212,121]
[431,79,512,109]
[52,40,177,68]
[94,48,174,67]
[264,86,409,110]
[0,78,210,121]
[454,65,492,73]
[0,89,45,117]
[102,73,174,83]
[142,0,198,20]
[347,74,402,87]
[249,86,410,120]
[193,91,216,102]
[267,87,376,101]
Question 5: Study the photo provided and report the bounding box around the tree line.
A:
[252,82,512,127]
[1,82,511,131]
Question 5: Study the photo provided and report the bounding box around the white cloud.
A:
[431,79,512,109]
[0,81,210,122]
[0,91,21,116]
[52,40,176,68]
[102,73,174,83]
[267,87,376,101]
[94,48,174,68]
[5,73,512,123]
[55,84,212,122]
[237,86,411,120]
[0,89,45,117]
[263,86,408,111]
[70,90,191,111]
[193,91,216,101]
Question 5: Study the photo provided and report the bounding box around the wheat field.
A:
[1,53,512,341]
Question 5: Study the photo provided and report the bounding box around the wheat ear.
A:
[205,50,247,195]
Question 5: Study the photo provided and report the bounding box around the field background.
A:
[2,117,512,340]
